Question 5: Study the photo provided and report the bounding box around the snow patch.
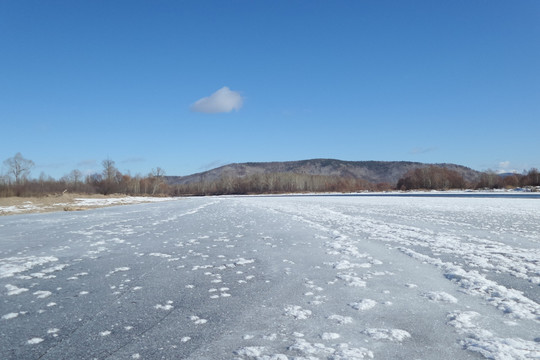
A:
[5,284,28,295]
[149,252,172,258]
[361,328,411,342]
[328,314,353,324]
[421,291,458,303]
[27,337,44,345]
[447,310,540,359]
[33,290,52,299]
[321,332,341,340]
[0,256,58,278]
[190,315,207,324]
[234,346,267,357]
[2,312,19,320]
[284,305,312,320]
[349,299,377,311]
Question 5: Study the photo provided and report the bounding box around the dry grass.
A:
[0,193,136,216]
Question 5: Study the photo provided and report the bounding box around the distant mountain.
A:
[166,159,481,186]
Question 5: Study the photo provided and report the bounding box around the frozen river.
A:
[1,195,539,359]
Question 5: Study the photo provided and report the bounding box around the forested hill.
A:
[166,159,481,186]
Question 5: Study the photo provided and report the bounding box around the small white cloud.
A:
[190,87,244,114]
[496,161,518,174]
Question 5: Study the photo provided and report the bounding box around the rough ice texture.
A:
[1,194,539,360]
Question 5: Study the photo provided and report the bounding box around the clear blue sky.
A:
[1,0,539,179]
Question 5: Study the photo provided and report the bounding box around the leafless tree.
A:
[150,167,166,195]
[102,159,118,182]
[3,153,35,184]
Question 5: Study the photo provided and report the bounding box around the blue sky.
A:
[1,1,539,179]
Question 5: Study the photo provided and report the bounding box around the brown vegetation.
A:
[396,166,467,190]
[396,166,540,191]
[172,173,393,196]
[1,154,539,198]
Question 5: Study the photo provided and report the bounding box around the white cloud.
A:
[496,161,517,174]
[190,86,244,114]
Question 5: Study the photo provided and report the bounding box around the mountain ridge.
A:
[166,159,481,186]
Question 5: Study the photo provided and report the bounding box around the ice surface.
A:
[0,195,539,359]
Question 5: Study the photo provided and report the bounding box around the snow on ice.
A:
[0,194,539,359]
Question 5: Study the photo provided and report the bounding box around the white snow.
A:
[190,315,207,324]
[283,305,312,320]
[33,290,52,299]
[149,252,172,258]
[361,328,412,342]
[234,346,267,357]
[0,256,58,278]
[421,291,458,303]
[349,299,377,311]
[321,332,340,340]
[2,312,19,320]
[155,303,174,311]
[0,196,178,215]
[328,314,353,324]
[5,284,29,295]
[447,310,540,359]
[27,337,44,344]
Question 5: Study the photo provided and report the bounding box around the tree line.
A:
[1,153,169,197]
[1,153,539,197]
[172,173,392,196]
[396,166,540,191]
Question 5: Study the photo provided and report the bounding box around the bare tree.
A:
[150,167,166,195]
[98,159,120,194]
[3,153,35,184]
[102,158,118,182]
[70,169,83,184]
